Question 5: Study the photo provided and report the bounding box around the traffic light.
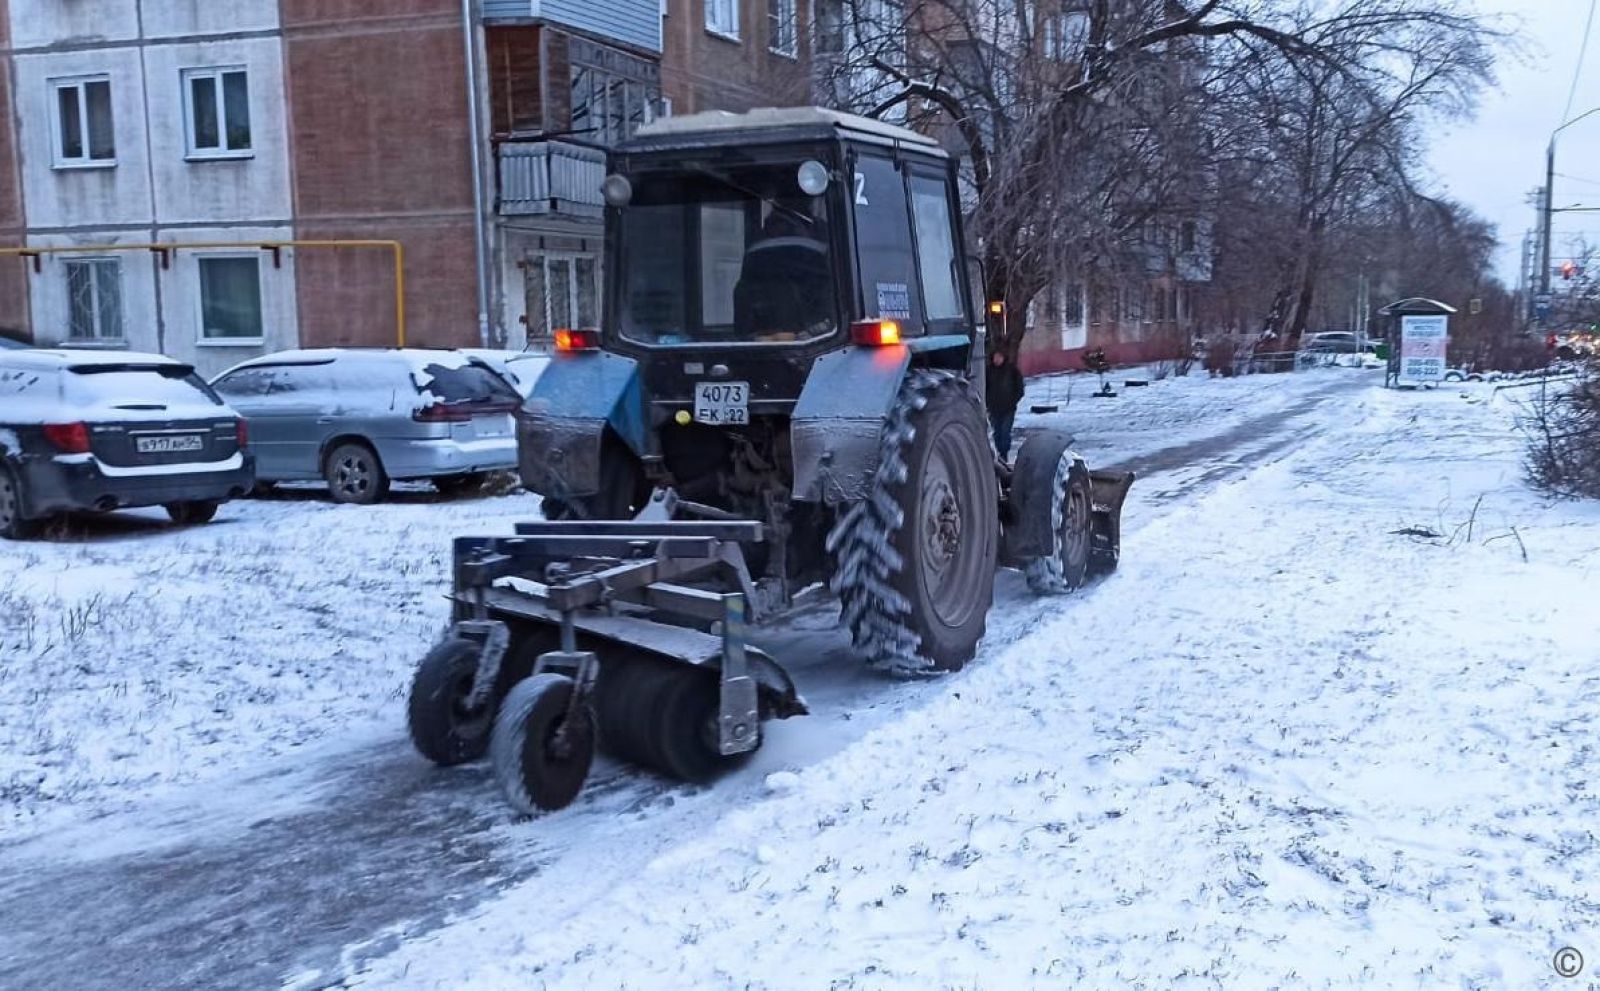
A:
[1560,260,1579,280]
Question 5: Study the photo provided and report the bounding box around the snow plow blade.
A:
[1087,469,1135,576]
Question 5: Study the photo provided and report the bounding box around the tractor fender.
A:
[790,344,911,504]
[791,336,977,504]
[1002,427,1078,567]
[518,351,648,498]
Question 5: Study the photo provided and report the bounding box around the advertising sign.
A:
[1399,314,1448,384]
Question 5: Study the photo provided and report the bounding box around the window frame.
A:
[48,75,116,169]
[769,0,799,57]
[63,257,126,344]
[705,0,740,41]
[195,253,266,346]
[181,66,253,160]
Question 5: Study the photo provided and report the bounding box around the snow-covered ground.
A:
[6,366,1595,990]
[343,376,1600,989]
[0,485,544,836]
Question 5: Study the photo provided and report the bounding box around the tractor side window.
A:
[851,154,922,332]
[910,175,963,323]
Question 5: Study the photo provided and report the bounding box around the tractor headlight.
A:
[601,173,633,207]
[797,160,830,196]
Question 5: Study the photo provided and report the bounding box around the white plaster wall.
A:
[140,0,281,40]
[7,0,140,50]
[143,37,291,224]
[13,48,156,229]
[26,231,162,355]
[157,226,299,379]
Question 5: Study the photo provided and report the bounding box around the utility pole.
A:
[1543,106,1600,298]
[1541,143,1555,295]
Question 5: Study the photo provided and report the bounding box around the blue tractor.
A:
[407,108,1133,813]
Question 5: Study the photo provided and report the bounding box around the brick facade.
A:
[282,1,480,350]
[662,0,813,114]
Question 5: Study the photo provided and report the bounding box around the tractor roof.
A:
[625,106,947,157]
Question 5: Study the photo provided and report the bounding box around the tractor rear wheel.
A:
[828,370,998,675]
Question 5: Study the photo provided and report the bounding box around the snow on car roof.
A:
[2,348,186,371]
[221,347,468,370]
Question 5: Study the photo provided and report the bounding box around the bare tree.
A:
[817,0,1501,417]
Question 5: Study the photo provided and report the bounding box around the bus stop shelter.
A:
[1379,297,1457,388]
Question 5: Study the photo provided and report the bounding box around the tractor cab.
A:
[601,107,980,407]
[518,108,984,524]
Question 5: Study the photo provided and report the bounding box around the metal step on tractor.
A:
[407,108,1134,813]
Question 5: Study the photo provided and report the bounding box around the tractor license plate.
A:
[135,434,204,454]
[694,381,749,425]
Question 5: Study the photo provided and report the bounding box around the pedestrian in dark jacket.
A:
[986,350,1025,460]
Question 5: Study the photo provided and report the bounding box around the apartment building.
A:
[0,1,485,376]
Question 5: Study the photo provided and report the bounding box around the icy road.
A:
[2,367,1595,989]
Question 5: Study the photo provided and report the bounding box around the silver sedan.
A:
[212,348,520,503]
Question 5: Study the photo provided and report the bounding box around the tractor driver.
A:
[734,197,834,341]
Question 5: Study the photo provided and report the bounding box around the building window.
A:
[706,0,739,38]
[1180,220,1198,253]
[1061,282,1085,325]
[522,252,600,342]
[770,0,799,56]
[198,256,264,340]
[1042,10,1089,61]
[50,77,115,167]
[65,258,123,341]
[183,67,251,158]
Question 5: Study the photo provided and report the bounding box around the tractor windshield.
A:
[616,165,838,346]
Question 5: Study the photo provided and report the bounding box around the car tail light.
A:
[554,328,601,352]
[413,404,473,423]
[851,319,902,347]
[235,419,249,448]
[43,422,91,454]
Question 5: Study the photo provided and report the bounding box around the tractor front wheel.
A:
[1024,454,1094,594]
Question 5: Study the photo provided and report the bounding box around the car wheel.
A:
[324,442,390,505]
[0,464,42,540]
[164,500,220,526]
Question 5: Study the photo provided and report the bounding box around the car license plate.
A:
[694,381,749,425]
[474,416,511,438]
[135,434,204,454]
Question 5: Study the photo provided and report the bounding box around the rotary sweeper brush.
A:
[406,108,1134,813]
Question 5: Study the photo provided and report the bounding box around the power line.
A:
[1566,0,1599,124]
[1557,172,1600,188]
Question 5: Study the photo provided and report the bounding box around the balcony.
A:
[496,139,605,218]
[481,0,661,54]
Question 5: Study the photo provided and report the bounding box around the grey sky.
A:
[1424,0,1600,287]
